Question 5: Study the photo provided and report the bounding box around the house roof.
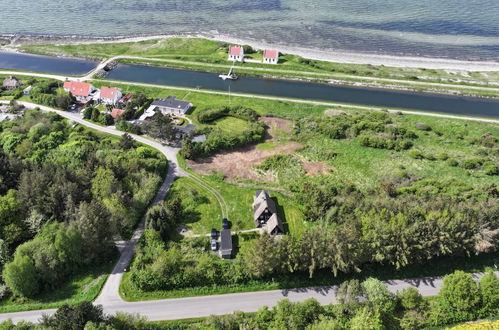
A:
[263,213,284,234]
[111,108,125,119]
[229,46,244,56]
[64,81,92,97]
[252,190,277,221]
[100,86,121,99]
[264,50,279,59]
[3,76,21,87]
[152,96,192,111]
[122,93,133,101]
[220,229,233,254]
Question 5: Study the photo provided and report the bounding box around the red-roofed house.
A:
[111,108,125,119]
[63,81,96,103]
[228,46,244,62]
[263,50,279,64]
[100,86,122,105]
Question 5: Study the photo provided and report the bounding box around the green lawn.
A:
[0,256,117,313]
[213,116,251,134]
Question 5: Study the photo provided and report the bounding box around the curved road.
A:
[0,101,498,324]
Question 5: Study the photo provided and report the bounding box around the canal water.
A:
[0,52,498,118]
[108,64,499,118]
[0,52,96,76]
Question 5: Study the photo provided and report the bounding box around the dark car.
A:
[222,218,230,229]
[211,228,218,239]
[69,104,77,111]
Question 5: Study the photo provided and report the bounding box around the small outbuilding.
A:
[263,50,279,64]
[23,86,32,95]
[111,108,125,119]
[228,46,244,62]
[3,76,21,90]
[219,229,233,259]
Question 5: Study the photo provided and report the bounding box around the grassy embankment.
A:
[19,37,499,98]
[0,256,116,314]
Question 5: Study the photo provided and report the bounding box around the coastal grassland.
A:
[20,38,224,60]
[0,253,117,313]
[18,37,499,97]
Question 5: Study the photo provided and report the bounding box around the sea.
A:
[1,0,499,61]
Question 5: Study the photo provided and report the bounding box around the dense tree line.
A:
[0,110,166,299]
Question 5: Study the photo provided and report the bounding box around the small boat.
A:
[219,63,238,80]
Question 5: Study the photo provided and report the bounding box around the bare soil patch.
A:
[302,161,334,176]
[260,117,293,135]
[186,142,303,182]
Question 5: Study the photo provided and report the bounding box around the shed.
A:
[23,86,32,95]
[219,229,233,259]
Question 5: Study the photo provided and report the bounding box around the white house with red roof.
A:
[63,81,96,103]
[263,49,279,64]
[228,46,244,62]
[99,86,122,105]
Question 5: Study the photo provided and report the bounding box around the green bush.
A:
[197,106,259,123]
[461,158,484,170]
[409,149,424,159]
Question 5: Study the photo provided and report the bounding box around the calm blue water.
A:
[107,64,499,118]
[0,51,498,118]
[1,1,499,60]
[0,52,95,75]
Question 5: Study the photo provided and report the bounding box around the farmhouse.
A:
[63,81,97,103]
[253,190,284,234]
[139,96,192,121]
[228,46,244,62]
[219,229,233,259]
[263,49,279,64]
[2,76,21,90]
[99,86,122,105]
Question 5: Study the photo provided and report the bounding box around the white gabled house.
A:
[263,49,279,64]
[228,46,244,62]
[99,86,122,105]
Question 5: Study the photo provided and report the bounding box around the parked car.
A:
[211,228,218,239]
[222,218,230,229]
[210,238,217,251]
[69,104,77,111]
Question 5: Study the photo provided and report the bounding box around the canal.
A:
[0,52,498,118]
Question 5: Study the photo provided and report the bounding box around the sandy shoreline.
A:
[3,32,499,72]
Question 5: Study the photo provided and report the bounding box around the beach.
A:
[3,33,499,72]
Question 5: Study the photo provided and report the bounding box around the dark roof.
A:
[220,229,233,254]
[152,96,191,111]
[176,124,196,134]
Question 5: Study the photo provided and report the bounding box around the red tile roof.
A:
[229,46,244,56]
[100,86,121,99]
[63,81,92,97]
[264,49,279,59]
[111,108,125,119]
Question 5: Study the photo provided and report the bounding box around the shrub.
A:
[409,149,424,159]
[197,106,259,123]
[447,158,459,167]
[415,122,431,131]
[484,162,499,176]
[461,158,484,170]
